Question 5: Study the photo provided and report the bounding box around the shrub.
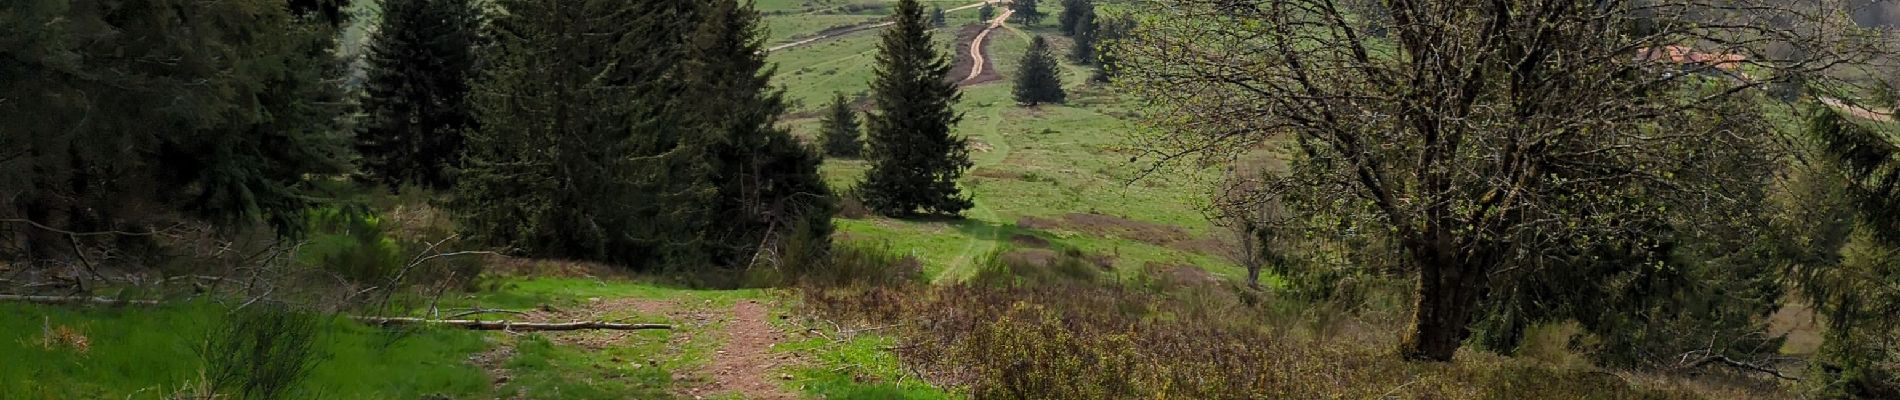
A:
[752,240,922,288]
[302,206,406,285]
[968,247,1101,288]
[200,305,324,400]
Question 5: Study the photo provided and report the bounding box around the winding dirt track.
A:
[963,6,1015,83]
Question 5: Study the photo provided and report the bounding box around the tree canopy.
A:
[1118,0,1884,362]
[857,0,972,217]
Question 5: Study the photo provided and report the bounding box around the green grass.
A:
[771,14,1249,285]
[0,301,489,400]
[764,14,884,44]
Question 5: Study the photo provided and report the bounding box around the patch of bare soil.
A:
[1768,302,1823,355]
[1142,262,1221,288]
[1007,234,1050,248]
[1017,213,1234,256]
[690,300,799,400]
[468,341,517,389]
[484,256,626,279]
[971,166,1027,180]
[950,24,1000,86]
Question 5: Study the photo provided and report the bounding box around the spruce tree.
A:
[1013,36,1067,106]
[357,0,482,189]
[1011,0,1044,26]
[931,5,948,27]
[979,3,995,22]
[820,93,865,158]
[859,0,973,217]
[1059,0,1093,36]
[2,0,351,252]
[687,0,836,268]
[457,0,712,267]
[1069,7,1098,64]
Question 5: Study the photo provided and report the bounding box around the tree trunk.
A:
[1400,251,1486,362]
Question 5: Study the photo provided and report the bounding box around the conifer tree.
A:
[931,5,948,27]
[1059,0,1093,36]
[457,0,713,267]
[1014,36,1066,106]
[820,93,865,158]
[1012,0,1044,26]
[2,0,351,253]
[357,0,482,189]
[979,3,995,22]
[859,0,973,217]
[1069,8,1098,64]
[687,0,836,268]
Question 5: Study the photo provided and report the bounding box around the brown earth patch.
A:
[1143,262,1222,288]
[1017,213,1232,256]
[1008,234,1051,248]
[689,300,799,400]
[1001,248,1061,268]
[950,23,1001,86]
[467,340,517,390]
[971,166,1026,180]
[1768,302,1823,355]
[483,256,625,279]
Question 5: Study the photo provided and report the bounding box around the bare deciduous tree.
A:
[1117,0,1884,361]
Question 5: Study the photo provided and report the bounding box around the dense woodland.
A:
[2,0,1900,398]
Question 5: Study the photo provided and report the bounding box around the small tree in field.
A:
[1013,36,1066,106]
[931,5,947,27]
[979,3,995,22]
[1069,9,1098,64]
[858,0,972,217]
[1012,0,1044,26]
[820,93,864,158]
[1059,0,1093,36]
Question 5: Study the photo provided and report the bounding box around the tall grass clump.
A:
[200,305,325,400]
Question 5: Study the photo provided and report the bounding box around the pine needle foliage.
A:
[858,0,973,217]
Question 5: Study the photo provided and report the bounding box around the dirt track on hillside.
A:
[959,6,1015,85]
[951,24,1001,86]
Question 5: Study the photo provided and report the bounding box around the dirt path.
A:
[963,7,1015,83]
[768,1,996,53]
[695,300,797,400]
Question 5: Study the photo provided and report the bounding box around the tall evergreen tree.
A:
[2,0,352,258]
[687,0,836,268]
[357,0,482,189]
[820,93,865,158]
[456,0,713,267]
[1058,0,1093,36]
[1013,36,1066,106]
[858,0,972,217]
[1069,8,1098,64]
[1012,0,1045,26]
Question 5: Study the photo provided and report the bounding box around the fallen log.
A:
[353,316,672,331]
[0,294,160,306]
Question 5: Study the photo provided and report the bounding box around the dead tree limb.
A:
[352,317,672,331]
[0,294,160,306]
[1686,355,1802,381]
